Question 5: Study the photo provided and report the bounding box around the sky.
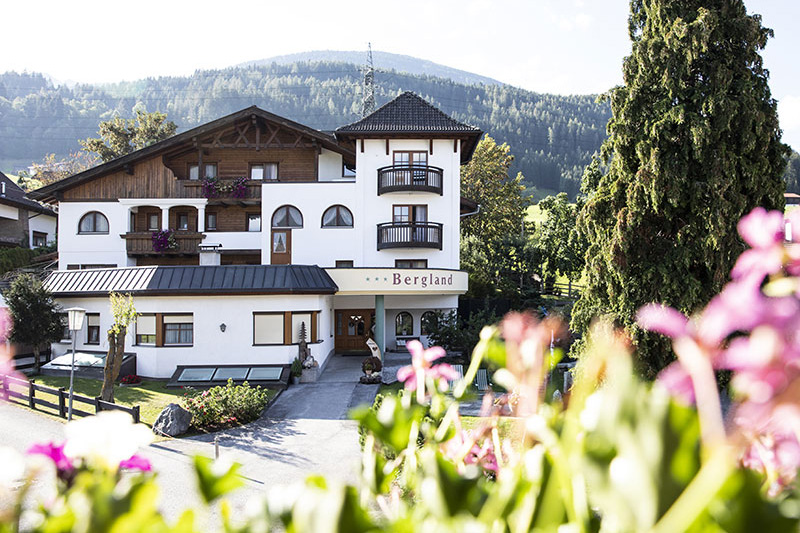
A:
[4,0,800,149]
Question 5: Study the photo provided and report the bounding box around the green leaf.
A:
[193,455,244,504]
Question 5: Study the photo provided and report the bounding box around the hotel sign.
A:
[325,268,468,295]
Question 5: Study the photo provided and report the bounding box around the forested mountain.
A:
[2,60,608,196]
[238,51,503,87]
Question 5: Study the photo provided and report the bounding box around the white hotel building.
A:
[31,92,482,384]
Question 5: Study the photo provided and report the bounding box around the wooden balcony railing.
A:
[122,232,204,255]
[377,165,443,195]
[377,222,443,250]
[181,180,261,202]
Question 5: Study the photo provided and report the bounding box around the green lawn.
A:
[30,376,186,427]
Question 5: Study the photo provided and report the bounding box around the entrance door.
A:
[271,230,291,264]
[334,309,374,353]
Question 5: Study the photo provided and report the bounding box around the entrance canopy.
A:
[325,268,467,296]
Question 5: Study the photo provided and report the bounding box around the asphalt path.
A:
[0,355,379,528]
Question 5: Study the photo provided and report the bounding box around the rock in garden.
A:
[153,403,192,437]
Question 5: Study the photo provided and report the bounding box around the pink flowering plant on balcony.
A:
[201,176,249,199]
[151,228,178,252]
[6,207,800,531]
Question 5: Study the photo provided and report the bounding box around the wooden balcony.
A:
[377,165,443,195]
[122,232,204,256]
[181,179,261,205]
[377,222,443,250]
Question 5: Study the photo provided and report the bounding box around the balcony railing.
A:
[122,232,204,255]
[377,222,443,250]
[377,165,443,195]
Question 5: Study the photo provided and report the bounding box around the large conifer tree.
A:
[571,0,788,377]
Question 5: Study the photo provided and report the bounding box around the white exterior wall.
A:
[51,294,335,379]
[357,139,460,269]
[58,202,131,269]
[28,213,57,247]
[318,149,345,182]
[260,182,360,266]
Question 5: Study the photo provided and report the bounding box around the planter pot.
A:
[300,367,319,383]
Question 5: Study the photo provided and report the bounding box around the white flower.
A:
[63,411,153,470]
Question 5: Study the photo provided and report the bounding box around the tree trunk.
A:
[101,330,117,403]
[32,345,40,372]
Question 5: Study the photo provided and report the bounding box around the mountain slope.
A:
[237,50,503,87]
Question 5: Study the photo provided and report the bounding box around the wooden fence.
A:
[540,281,584,299]
[1,374,140,423]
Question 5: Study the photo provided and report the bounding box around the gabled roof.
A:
[335,92,482,162]
[29,106,355,202]
[43,265,338,297]
[0,172,56,216]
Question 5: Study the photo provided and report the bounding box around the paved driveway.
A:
[1,355,379,525]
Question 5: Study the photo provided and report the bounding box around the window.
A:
[250,163,278,181]
[253,313,284,345]
[393,205,427,223]
[292,313,312,343]
[394,151,428,167]
[148,214,160,231]
[272,205,303,228]
[247,214,261,232]
[136,314,156,345]
[60,314,71,341]
[32,231,47,248]
[164,315,193,345]
[206,212,217,231]
[189,163,217,180]
[321,205,353,228]
[86,314,100,345]
[395,259,428,269]
[395,312,413,337]
[177,213,189,231]
[78,212,109,234]
[335,260,354,268]
[342,162,356,177]
[421,311,437,336]
[253,311,319,345]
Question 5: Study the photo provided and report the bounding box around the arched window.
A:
[272,205,303,228]
[421,311,438,336]
[78,212,109,234]
[321,205,353,227]
[395,312,413,337]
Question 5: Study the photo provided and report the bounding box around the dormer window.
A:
[189,163,217,180]
[250,163,277,181]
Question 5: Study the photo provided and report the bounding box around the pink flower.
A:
[28,442,73,472]
[656,362,696,405]
[119,454,152,472]
[396,340,458,394]
[636,304,689,338]
[731,208,786,280]
[443,429,499,474]
[741,431,800,496]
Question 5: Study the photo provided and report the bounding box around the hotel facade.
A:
[31,92,481,380]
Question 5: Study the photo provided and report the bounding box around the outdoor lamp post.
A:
[65,307,86,421]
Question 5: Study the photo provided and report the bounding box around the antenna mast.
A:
[361,43,376,117]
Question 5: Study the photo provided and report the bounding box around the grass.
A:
[28,375,186,427]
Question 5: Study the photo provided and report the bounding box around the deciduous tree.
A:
[81,109,177,163]
[535,192,587,285]
[5,274,63,371]
[571,0,789,377]
[460,136,533,298]
[101,293,137,402]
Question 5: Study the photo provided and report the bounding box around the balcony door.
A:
[393,151,428,183]
[271,230,291,264]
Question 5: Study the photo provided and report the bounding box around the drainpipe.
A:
[459,204,481,218]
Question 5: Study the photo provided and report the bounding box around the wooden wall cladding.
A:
[63,145,318,201]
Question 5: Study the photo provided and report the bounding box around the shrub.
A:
[182,379,270,431]
[290,358,302,378]
[119,374,141,385]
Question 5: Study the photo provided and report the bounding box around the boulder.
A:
[153,403,193,437]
